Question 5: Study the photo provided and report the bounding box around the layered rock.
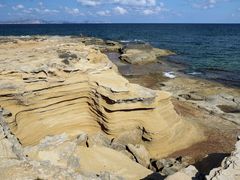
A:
[0,36,204,179]
[120,43,175,64]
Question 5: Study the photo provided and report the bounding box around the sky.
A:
[0,0,240,23]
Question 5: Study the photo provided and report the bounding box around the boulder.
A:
[206,137,240,180]
[127,144,150,168]
[151,157,190,176]
[75,132,88,146]
[112,128,143,146]
[87,132,111,147]
[120,43,175,65]
[165,165,199,180]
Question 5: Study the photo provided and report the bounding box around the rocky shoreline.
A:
[0,36,239,179]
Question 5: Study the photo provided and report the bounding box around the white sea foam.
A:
[163,72,176,79]
[120,40,131,43]
[120,39,145,43]
[188,72,202,75]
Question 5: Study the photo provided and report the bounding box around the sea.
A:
[0,24,239,87]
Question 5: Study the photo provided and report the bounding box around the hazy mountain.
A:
[0,19,110,24]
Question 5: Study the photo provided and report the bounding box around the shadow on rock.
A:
[194,153,230,175]
[141,173,166,180]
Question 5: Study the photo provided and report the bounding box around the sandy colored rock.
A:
[127,144,150,168]
[76,146,152,179]
[120,43,175,64]
[0,36,207,180]
[0,36,204,160]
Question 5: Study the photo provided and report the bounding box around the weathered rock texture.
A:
[0,36,204,179]
[120,43,175,64]
[206,137,240,180]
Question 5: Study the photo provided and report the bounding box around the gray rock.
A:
[206,138,240,180]
[151,157,190,176]
[76,132,88,146]
[179,93,205,101]
[180,165,199,178]
[0,108,12,118]
[110,142,126,151]
[87,133,111,147]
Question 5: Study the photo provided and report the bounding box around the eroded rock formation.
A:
[0,36,204,179]
[206,136,240,180]
[120,43,175,65]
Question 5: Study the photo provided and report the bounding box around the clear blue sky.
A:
[0,0,240,23]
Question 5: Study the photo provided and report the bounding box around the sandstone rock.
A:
[87,132,111,148]
[76,146,152,179]
[166,172,193,180]
[0,36,203,162]
[79,37,122,52]
[151,157,190,176]
[112,128,143,146]
[206,137,240,180]
[127,144,150,168]
[165,165,200,180]
[110,142,126,151]
[0,108,12,118]
[120,43,175,65]
[76,132,88,146]
[179,93,205,101]
[24,134,80,170]
[181,165,199,178]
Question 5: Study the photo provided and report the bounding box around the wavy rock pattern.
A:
[0,36,204,163]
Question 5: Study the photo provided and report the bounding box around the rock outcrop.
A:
[166,137,240,180]
[0,36,204,179]
[79,36,122,52]
[206,137,240,180]
[120,43,175,64]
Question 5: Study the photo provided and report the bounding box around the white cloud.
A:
[22,9,32,14]
[114,0,156,6]
[65,7,84,15]
[21,7,59,15]
[0,3,5,8]
[39,2,43,7]
[97,10,111,16]
[12,4,24,10]
[142,3,168,15]
[143,9,154,15]
[77,0,101,6]
[43,9,59,13]
[114,6,128,15]
[192,0,218,9]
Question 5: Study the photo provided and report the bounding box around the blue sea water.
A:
[0,24,240,87]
